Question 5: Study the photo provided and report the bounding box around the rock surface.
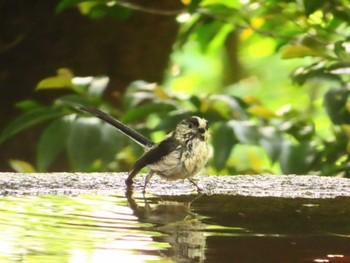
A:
[1,173,350,198]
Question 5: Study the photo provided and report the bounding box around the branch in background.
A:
[0,35,25,54]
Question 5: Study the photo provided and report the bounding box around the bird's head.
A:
[174,116,209,142]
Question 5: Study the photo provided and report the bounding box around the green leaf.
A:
[189,95,202,110]
[279,141,319,174]
[302,0,326,16]
[208,95,248,120]
[15,100,43,111]
[333,8,350,23]
[201,0,241,9]
[212,122,237,171]
[122,103,177,123]
[177,15,203,48]
[292,63,341,86]
[247,105,276,119]
[281,45,319,59]
[87,4,133,20]
[230,120,260,144]
[67,118,100,171]
[154,110,192,132]
[122,81,157,109]
[72,76,109,98]
[67,117,125,171]
[56,0,85,13]
[196,20,226,52]
[300,35,326,51]
[324,88,350,125]
[259,127,283,163]
[87,76,109,97]
[280,117,315,141]
[77,2,97,15]
[0,108,65,144]
[36,76,72,90]
[329,63,350,75]
[54,94,94,108]
[9,159,36,173]
[36,68,74,90]
[187,0,202,13]
[37,117,72,172]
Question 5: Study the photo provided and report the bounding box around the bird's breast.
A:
[182,139,209,177]
[149,138,209,180]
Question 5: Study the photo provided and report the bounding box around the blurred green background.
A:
[1,0,349,176]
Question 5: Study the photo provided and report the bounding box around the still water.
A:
[0,191,349,263]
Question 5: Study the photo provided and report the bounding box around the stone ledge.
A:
[0,172,349,198]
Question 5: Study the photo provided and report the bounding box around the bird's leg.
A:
[126,170,137,186]
[188,178,202,193]
[142,172,154,194]
[125,177,133,186]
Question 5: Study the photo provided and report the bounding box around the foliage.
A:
[0,69,130,172]
[1,0,350,176]
[0,73,348,176]
[170,0,350,176]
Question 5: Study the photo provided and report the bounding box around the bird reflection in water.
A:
[125,189,207,262]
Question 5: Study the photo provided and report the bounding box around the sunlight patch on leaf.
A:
[36,68,74,90]
[9,159,36,173]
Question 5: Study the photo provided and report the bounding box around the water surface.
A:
[0,191,350,263]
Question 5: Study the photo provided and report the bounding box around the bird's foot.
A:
[188,178,202,193]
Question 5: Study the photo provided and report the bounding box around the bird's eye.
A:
[186,117,199,129]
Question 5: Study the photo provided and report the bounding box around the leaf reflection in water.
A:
[0,194,174,262]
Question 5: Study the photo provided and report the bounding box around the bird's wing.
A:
[77,106,155,148]
[128,136,178,179]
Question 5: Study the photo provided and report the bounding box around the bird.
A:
[77,106,210,192]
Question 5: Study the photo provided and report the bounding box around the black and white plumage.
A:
[78,106,210,192]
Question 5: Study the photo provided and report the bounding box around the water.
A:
[0,191,350,263]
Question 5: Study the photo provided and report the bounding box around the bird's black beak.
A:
[198,128,206,134]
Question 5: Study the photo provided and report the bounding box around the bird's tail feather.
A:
[77,106,154,149]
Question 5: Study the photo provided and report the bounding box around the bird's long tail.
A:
[77,106,155,149]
